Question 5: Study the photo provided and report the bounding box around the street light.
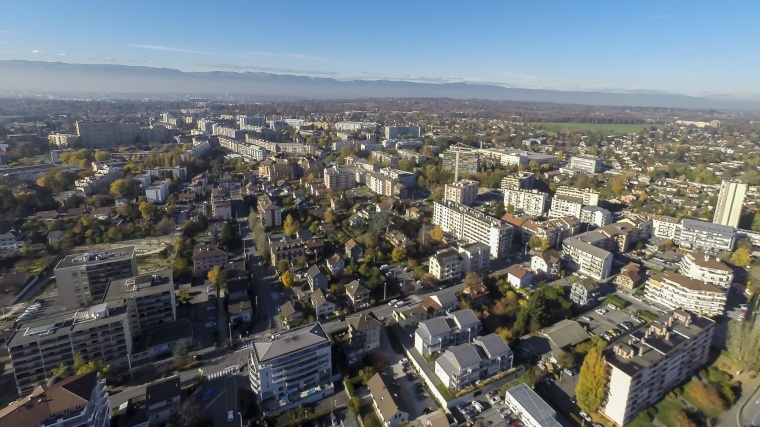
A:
[238,411,243,427]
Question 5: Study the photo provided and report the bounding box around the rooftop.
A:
[145,376,180,407]
[650,272,725,294]
[367,372,407,421]
[103,269,173,302]
[505,383,561,427]
[252,323,329,364]
[55,246,135,270]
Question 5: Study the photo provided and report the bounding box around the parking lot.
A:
[575,304,645,342]
[389,358,437,419]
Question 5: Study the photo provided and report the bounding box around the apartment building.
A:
[444,180,479,206]
[371,151,400,168]
[503,383,562,427]
[456,242,491,273]
[192,245,227,276]
[366,170,413,197]
[212,198,233,220]
[713,179,747,228]
[54,247,138,309]
[145,376,181,426]
[434,334,513,391]
[501,171,535,190]
[429,248,463,282]
[515,216,581,249]
[144,166,188,182]
[569,154,603,173]
[555,186,600,206]
[645,272,727,316]
[677,218,736,253]
[385,125,422,139]
[0,230,23,250]
[257,195,283,228]
[531,249,562,279]
[433,200,513,259]
[367,372,409,427]
[441,146,480,176]
[601,310,715,426]
[104,270,176,342]
[477,148,556,167]
[145,180,169,204]
[248,323,334,415]
[0,371,111,427]
[548,195,584,218]
[503,188,549,216]
[562,234,613,280]
[269,238,305,266]
[650,214,680,240]
[679,252,734,288]
[48,132,80,148]
[324,165,357,190]
[569,279,601,306]
[8,303,131,395]
[347,314,382,356]
[414,309,482,355]
[580,206,612,227]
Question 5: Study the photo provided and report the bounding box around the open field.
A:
[530,122,651,135]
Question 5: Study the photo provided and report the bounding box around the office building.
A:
[601,310,715,426]
[0,371,111,427]
[679,252,734,288]
[429,248,463,282]
[444,180,479,206]
[441,147,480,176]
[385,125,422,139]
[677,218,735,253]
[501,172,535,190]
[644,272,727,316]
[503,383,562,427]
[324,165,357,190]
[433,200,513,259]
[562,233,613,280]
[713,179,747,228]
[434,334,513,391]
[54,247,138,309]
[503,188,549,216]
[555,186,600,206]
[248,323,334,415]
[569,154,603,174]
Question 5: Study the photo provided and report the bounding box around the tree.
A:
[391,246,407,262]
[324,208,336,223]
[430,225,444,242]
[94,150,110,161]
[368,212,393,235]
[557,351,576,369]
[156,217,176,235]
[173,339,189,357]
[277,259,290,274]
[207,266,225,290]
[281,271,295,288]
[752,213,760,232]
[495,327,513,342]
[730,247,752,267]
[51,363,71,378]
[138,200,155,219]
[115,203,134,218]
[284,214,299,236]
[672,411,698,427]
[463,271,482,288]
[494,202,506,218]
[684,380,725,412]
[575,347,608,413]
[528,235,542,250]
[726,320,760,374]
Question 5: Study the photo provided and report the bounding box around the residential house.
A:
[346,280,370,309]
[530,250,562,279]
[414,309,482,355]
[376,199,394,213]
[386,230,414,248]
[310,288,336,318]
[569,278,601,306]
[462,280,490,308]
[306,265,328,291]
[226,277,249,301]
[393,304,428,328]
[145,376,181,426]
[506,264,533,289]
[0,230,24,250]
[347,314,382,356]
[192,245,227,276]
[435,334,513,391]
[457,242,491,274]
[503,383,562,427]
[421,291,459,318]
[429,248,463,282]
[280,301,304,328]
[367,372,409,427]
[326,254,345,276]
[345,239,364,260]
[614,262,643,291]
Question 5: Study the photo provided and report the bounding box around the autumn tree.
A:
[277,259,290,274]
[139,200,155,219]
[281,271,295,288]
[730,247,751,267]
[324,208,336,223]
[283,214,299,237]
[671,411,698,427]
[575,347,608,414]
[726,320,760,374]
[430,225,444,242]
[391,246,407,262]
[684,380,725,413]
[207,266,226,291]
[463,271,482,288]
[495,327,513,342]
[528,235,542,250]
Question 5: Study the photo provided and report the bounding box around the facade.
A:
[679,252,734,288]
[54,247,138,308]
[347,314,382,356]
[385,125,422,139]
[257,195,283,228]
[192,245,227,276]
[434,334,513,391]
[429,248,463,282]
[346,280,371,309]
[444,180,479,206]
[506,264,533,289]
[367,372,409,427]
[569,279,600,306]
[713,179,747,228]
[501,172,535,190]
[104,270,176,342]
[580,206,612,228]
[440,146,480,176]
[601,311,715,426]
[324,165,357,190]
[269,239,305,266]
[645,272,727,316]
[569,154,603,173]
[145,180,169,204]
[677,218,735,253]
[0,230,24,249]
[555,186,600,206]
[456,242,490,273]
[650,214,680,240]
[503,383,562,427]
[306,265,328,292]
[310,289,336,318]
[503,188,549,217]
[530,250,562,279]
[145,376,181,426]
[48,132,80,148]
[248,323,334,415]
[562,234,613,280]
[414,309,482,355]
[548,195,583,218]
[212,198,233,220]
[0,371,111,427]
[433,200,513,259]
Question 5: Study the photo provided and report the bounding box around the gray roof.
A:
[306,264,324,279]
[145,376,180,406]
[443,344,482,371]
[505,383,561,427]
[431,291,458,308]
[252,323,328,364]
[564,238,612,260]
[449,309,480,330]
[542,319,590,350]
[55,246,135,270]
[681,218,735,236]
[346,280,369,297]
[473,333,512,359]
[417,317,452,340]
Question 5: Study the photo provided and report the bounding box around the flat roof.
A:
[55,246,135,270]
[104,269,173,302]
[252,322,328,364]
[9,305,128,347]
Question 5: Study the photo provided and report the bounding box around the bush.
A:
[683,379,725,417]
[637,412,652,423]
[721,385,736,405]
[604,295,626,309]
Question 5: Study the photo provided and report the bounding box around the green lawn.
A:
[531,122,650,135]
[653,398,687,427]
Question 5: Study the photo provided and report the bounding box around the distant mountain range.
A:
[0,60,758,110]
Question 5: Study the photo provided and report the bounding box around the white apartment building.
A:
[601,311,715,426]
[457,242,491,273]
[477,148,556,167]
[580,205,612,227]
[645,272,727,316]
[679,252,734,288]
[249,323,334,415]
[650,214,680,240]
[713,179,747,228]
[433,200,513,259]
[335,121,378,132]
[385,125,422,139]
[569,154,603,173]
[562,236,613,280]
[501,171,535,190]
[434,334,513,391]
[324,165,357,190]
[429,248,463,282]
[503,188,549,216]
[677,218,735,253]
[555,186,600,206]
[548,195,584,218]
[503,383,562,427]
[445,180,479,206]
[145,180,169,204]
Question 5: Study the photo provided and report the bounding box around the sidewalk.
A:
[717,371,760,426]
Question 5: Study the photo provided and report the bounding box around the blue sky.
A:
[1,1,758,99]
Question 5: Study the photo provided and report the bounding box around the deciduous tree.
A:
[391,246,407,262]
[138,200,155,219]
[731,247,752,267]
[726,320,760,374]
[575,347,608,413]
[429,225,444,242]
[283,214,299,236]
[281,271,294,288]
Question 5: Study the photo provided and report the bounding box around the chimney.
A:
[685,316,691,327]
[639,346,644,356]
[665,332,671,341]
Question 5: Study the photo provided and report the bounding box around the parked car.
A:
[202,389,213,402]
[331,413,339,426]
[595,308,608,315]
[607,303,618,310]
[580,411,592,422]
[204,321,216,328]
[388,299,398,306]
[228,411,234,423]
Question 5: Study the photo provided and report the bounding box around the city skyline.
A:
[0,1,758,99]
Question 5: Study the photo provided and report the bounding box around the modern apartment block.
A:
[434,333,513,391]
[456,242,491,273]
[385,125,422,139]
[444,179,479,206]
[677,218,736,253]
[554,186,600,206]
[441,146,480,176]
[0,371,111,427]
[504,383,562,427]
[503,188,549,216]
[346,314,382,357]
[248,323,334,415]
[548,195,583,218]
[104,270,177,342]
[324,165,357,190]
[366,169,416,197]
[644,272,727,316]
[433,200,513,259]
[257,195,283,228]
[191,245,227,276]
[145,180,169,204]
[580,205,612,227]
[713,179,747,228]
[562,233,613,280]
[429,248,463,282]
[367,372,409,427]
[511,216,581,248]
[414,309,482,355]
[501,171,535,190]
[679,252,734,288]
[269,238,306,266]
[649,214,680,240]
[569,154,603,173]
[54,247,138,309]
[601,310,715,426]
[8,303,131,395]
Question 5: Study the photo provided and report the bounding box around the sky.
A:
[0,1,758,99]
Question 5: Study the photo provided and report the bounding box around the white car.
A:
[595,308,607,315]
[227,410,234,422]
[580,411,592,422]
[395,301,407,307]
[388,299,399,306]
